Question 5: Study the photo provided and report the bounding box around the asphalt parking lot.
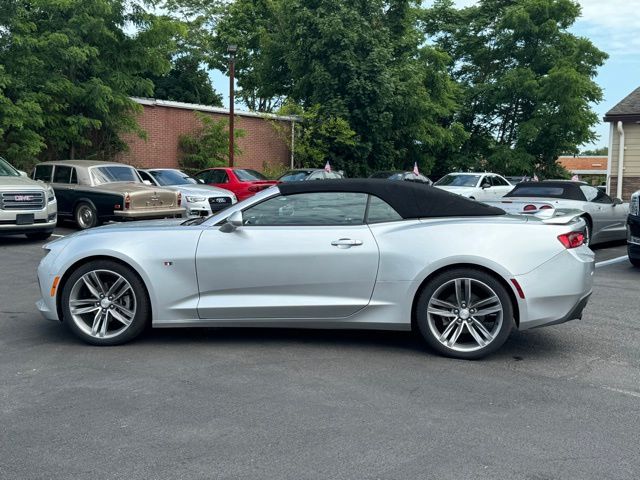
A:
[1,227,638,480]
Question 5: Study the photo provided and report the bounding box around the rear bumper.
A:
[515,247,595,330]
[114,207,185,219]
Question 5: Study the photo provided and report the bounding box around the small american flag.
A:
[324,161,331,173]
[413,162,419,175]
[533,174,539,182]
[571,174,579,181]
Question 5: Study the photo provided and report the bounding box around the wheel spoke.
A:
[455,279,471,306]
[71,305,100,315]
[427,307,457,318]
[99,312,109,337]
[471,318,494,341]
[465,279,472,305]
[446,322,464,347]
[430,298,458,310]
[439,320,458,343]
[110,307,133,326]
[90,310,102,336]
[466,322,487,347]
[107,277,130,301]
[475,305,503,316]
[472,295,499,310]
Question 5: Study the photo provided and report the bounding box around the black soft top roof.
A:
[277,179,505,218]
[504,181,586,201]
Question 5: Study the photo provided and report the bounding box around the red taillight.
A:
[124,193,131,210]
[114,204,121,210]
[177,192,182,207]
[248,185,259,192]
[558,231,585,249]
[523,204,537,211]
[539,205,553,210]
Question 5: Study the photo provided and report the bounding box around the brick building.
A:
[556,155,607,186]
[115,97,297,172]
[604,86,640,200]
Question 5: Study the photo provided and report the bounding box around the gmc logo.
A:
[14,195,34,201]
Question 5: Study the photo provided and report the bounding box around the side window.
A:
[366,195,402,223]
[70,168,77,184]
[138,171,154,184]
[211,170,229,183]
[594,189,613,204]
[243,192,368,226]
[33,164,53,182]
[480,175,490,187]
[308,171,325,180]
[195,171,211,183]
[580,185,599,202]
[53,166,72,184]
[493,176,508,186]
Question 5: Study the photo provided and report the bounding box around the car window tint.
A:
[493,176,508,186]
[92,166,139,184]
[210,170,229,183]
[34,164,53,182]
[366,195,402,223]
[592,187,613,204]
[235,169,267,181]
[70,168,77,184]
[243,192,368,226]
[53,166,72,184]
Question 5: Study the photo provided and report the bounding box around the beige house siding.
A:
[609,122,640,200]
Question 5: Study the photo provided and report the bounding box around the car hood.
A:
[435,186,477,195]
[163,184,233,197]
[0,176,47,190]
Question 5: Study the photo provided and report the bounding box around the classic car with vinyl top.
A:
[32,160,184,229]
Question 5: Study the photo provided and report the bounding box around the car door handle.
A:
[331,238,363,248]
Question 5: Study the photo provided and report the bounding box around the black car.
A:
[628,191,640,267]
[369,170,433,185]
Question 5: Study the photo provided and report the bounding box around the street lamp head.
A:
[227,44,238,56]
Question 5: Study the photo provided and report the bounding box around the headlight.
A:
[185,196,206,203]
[47,187,55,202]
[631,193,640,216]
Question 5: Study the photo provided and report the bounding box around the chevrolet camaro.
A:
[36,180,594,359]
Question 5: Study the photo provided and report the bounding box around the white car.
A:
[434,173,513,201]
[138,168,236,217]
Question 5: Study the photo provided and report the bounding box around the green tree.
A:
[581,146,608,156]
[178,111,244,171]
[0,0,183,168]
[424,0,607,176]
[148,55,223,106]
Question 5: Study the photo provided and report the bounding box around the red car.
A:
[194,168,279,202]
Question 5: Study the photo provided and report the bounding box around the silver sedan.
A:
[36,180,594,359]
[500,181,628,246]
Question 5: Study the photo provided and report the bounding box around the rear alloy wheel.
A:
[582,217,592,247]
[74,202,99,229]
[61,260,149,345]
[416,268,514,359]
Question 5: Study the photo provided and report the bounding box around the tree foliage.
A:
[424,0,607,176]
[0,0,183,168]
[178,111,244,171]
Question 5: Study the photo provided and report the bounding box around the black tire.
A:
[582,216,592,247]
[74,202,99,229]
[26,230,53,240]
[415,268,514,359]
[629,254,640,268]
[60,260,150,345]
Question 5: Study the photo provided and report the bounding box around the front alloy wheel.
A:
[61,260,149,345]
[416,268,514,359]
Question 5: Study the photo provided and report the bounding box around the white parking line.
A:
[595,255,628,268]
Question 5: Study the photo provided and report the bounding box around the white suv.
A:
[0,157,57,240]
[434,172,513,201]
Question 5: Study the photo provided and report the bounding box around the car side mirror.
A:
[198,179,205,184]
[18,170,28,177]
[481,182,491,189]
[613,197,623,205]
[142,180,152,186]
[219,210,243,232]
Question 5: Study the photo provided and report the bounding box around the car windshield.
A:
[92,166,140,184]
[279,171,312,182]
[435,174,480,187]
[149,170,197,186]
[0,157,20,177]
[235,169,268,181]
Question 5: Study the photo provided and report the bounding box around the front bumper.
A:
[114,207,185,219]
[0,202,57,234]
[515,246,595,330]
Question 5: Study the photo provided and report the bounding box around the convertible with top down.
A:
[36,180,594,359]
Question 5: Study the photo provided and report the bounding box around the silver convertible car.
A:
[36,180,594,359]
[498,181,628,246]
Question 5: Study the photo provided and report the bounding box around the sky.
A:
[212,0,640,150]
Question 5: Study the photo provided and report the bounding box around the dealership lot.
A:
[0,228,638,480]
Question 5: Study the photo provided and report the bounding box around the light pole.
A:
[228,44,237,168]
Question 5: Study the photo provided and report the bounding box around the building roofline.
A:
[131,97,301,122]
[603,114,640,123]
